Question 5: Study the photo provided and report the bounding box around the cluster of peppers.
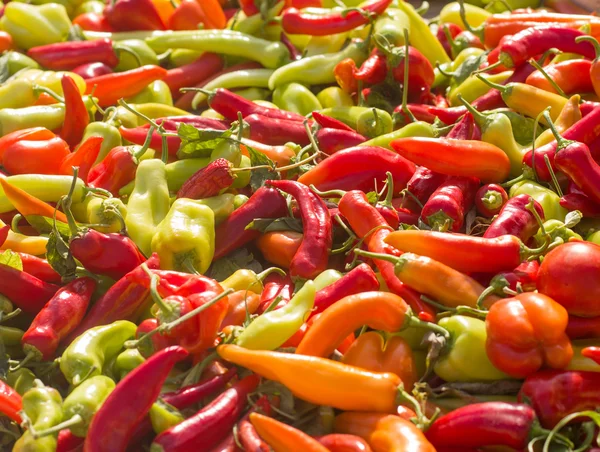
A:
[0,0,600,450]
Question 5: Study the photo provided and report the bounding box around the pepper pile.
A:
[1,0,600,450]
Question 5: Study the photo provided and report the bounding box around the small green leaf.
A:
[245,143,280,191]
[365,191,379,204]
[26,215,71,236]
[207,248,263,282]
[0,250,22,271]
[453,53,487,87]
[177,123,232,159]
[46,232,76,280]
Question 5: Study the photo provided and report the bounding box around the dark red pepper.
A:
[163,53,224,97]
[57,429,84,452]
[27,39,130,71]
[104,0,166,31]
[88,143,149,196]
[389,46,435,92]
[475,183,508,217]
[312,111,356,132]
[484,194,544,241]
[421,176,479,232]
[560,193,600,218]
[446,112,481,141]
[436,22,462,58]
[354,48,388,85]
[257,273,293,314]
[177,158,235,200]
[244,114,311,146]
[316,434,372,452]
[162,368,237,409]
[19,253,61,283]
[478,260,539,304]
[400,166,447,213]
[566,315,600,339]
[236,395,273,452]
[0,264,59,315]
[316,128,366,155]
[136,318,173,358]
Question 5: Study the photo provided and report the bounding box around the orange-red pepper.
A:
[59,135,103,183]
[60,74,89,148]
[250,413,329,452]
[219,290,261,329]
[0,130,70,176]
[256,231,303,270]
[0,178,68,223]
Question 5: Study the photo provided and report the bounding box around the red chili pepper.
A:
[85,65,168,107]
[581,346,600,365]
[375,203,399,229]
[257,273,293,314]
[267,180,332,279]
[27,39,127,71]
[526,59,593,95]
[475,183,508,217]
[72,62,113,80]
[136,318,173,357]
[21,277,95,361]
[206,88,306,122]
[162,368,237,409]
[311,263,379,317]
[0,380,22,424]
[88,144,149,195]
[316,434,372,452]
[66,254,160,342]
[518,370,600,428]
[0,225,8,248]
[499,27,595,68]
[163,53,223,96]
[57,429,84,452]
[436,22,462,58]
[484,194,544,242]
[214,187,288,260]
[446,112,481,141]
[425,402,539,450]
[421,176,479,232]
[236,394,273,452]
[85,346,189,452]
[59,75,90,149]
[298,146,415,195]
[566,315,600,339]
[72,12,115,32]
[0,264,59,315]
[104,0,166,31]
[244,114,311,146]
[479,260,539,303]
[400,166,447,213]
[18,253,61,284]
[312,111,356,132]
[282,0,392,36]
[60,136,103,183]
[316,128,366,155]
[151,374,260,451]
[176,158,235,200]
[560,192,600,217]
[355,48,388,85]
[396,104,465,126]
[581,37,600,98]
[389,46,435,92]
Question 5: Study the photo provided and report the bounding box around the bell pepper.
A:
[435,315,509,382]
[125,159,170,257]
[151,199,215,274]
[0,3,71,50]
[84,196,128,234]
[509,180,568,222]
[235,280,315,350]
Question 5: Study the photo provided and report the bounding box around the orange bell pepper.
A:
[249,413,329,452]
[256,231,303,269]
[334,412,436,452]
[0,178,68,224]
[217,344,401,412]
[341,332,417,390]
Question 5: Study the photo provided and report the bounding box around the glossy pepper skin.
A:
[218,344,401,413]
[21,277,96,362]
[250,412,329,452]
[475,183,508,217]
[0,264,59,315]
[104,0,166,31]
[484,194,545,242]
[421,176,479,232]
[177,158,234,200]
[486,292,573,378]
[0,380,22,423]
[1,3,71,50]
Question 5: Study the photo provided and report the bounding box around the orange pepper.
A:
[240,139,297,168]
[334,58,358,94]
[59,136,103,183]
[0,31,13,53]
[0,179,68,223]
[282,313,356,352]
[219,289,261,329]
[334,412,436,452]
[217,344,401,412]
[0,128,55,162]
[152,0,176,25]
[2,135,70,176]
[250,413,329,452]
[341,332,417,390]
[256,231,303,269]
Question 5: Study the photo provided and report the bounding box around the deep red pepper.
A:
[0,225,8,248]
[478,260,539,303]
[312,111,356,132]
[560,193,600,217]
[316,128,366,155]
[27,39,128,71]
[425,402,538,449]
[163,53,224,97]
[518,370,600,428]
[298,146,416,195]
[267,180,332,279]
[375,203,399,229]
[177,158,235,200]
[421,176,479,232]
[136,318,173,357]
[19,253,61,283]
[281,0,392,36]
[566,315,600,339]
[162,368,237,409]
[499,27,595,68]
[88,144,148,195]
[21,277,95,361]
[446,112,481,141]
[66,254,160,342]
[436,22,462,58]
[104,0,166,31]
[244,114,311,146]
[483,194,544,241]
[85,346,189,452]
[400,166,447,213]
[475,183,508,217]
[236,394,273,452]
[60,75,89,149]
[0,264,59,315]
[257,273,293,314]
[151,374,260,451]
[57,429,84,452]
[0,380,22,424]
[354,48,388,85]
[72,62,113,80]
[389,46,435,92]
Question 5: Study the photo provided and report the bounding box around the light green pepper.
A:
[1,3,71,49]
[440,2,490,28]
[127,80,173,106]
[319,107,393,139]
[0,175,86,213]
[231,155,251,189]
[304,33,348,57]
[533,213,583,247]
[317,87,354,108]
[0,104,65,136]
[169,49,203,67]
[149,400,184,434]
[194,194,235,226]
[113,348,145,380]
[115,39,158,72]
[509,180,568,222]
[313,269,343,291]
[361,121,435,149]
[373,8,410,47]
[273,83,322,116]
[448,71,511,106]
[62,375,115,437]
[233,87,270,102]
[5,51,40,74]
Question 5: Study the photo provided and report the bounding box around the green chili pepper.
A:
[374,8,410,47]
[147,30,289,69]
[233,87,270,102]
[151,198,215,273]
[588,230,600,245]
[5,51,40,74]
[0,104,65,136]
[194,194,235,226]
[211,139,242,167]
[316,87,354,108]
[0,326,24,346]
[534,219,583,247]
[269,40,367,89]
[273,83,322,116]
[113,348,145,380]
[126,159,170,257]
[509,180,568,222]
[0,3,71,49]
[304,33,348,57]
[434,315,509,382]
[149,400,184,435]
[230,1,284,36]
[74,0,105,16]
[313,269,343,291]
[115,39,158,72]
[6,368,36,396]
[0,175,86,213]
[233,194,249,209]
[231,154,251,189]
[236,280,316,350]
[12,381,63,452]
[83,116,123,164]
[439,2,490,28]
[170,49,204,67]
[115,103,189,128]
[127,80,173,106]
[361,121,435,149]
[319,107,393,139]
[448,71,511,107]
[60,320,137,386]
[165,158,211,193]
[62,375,115,437]
[191,68,275,110]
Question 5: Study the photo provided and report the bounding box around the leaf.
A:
[206,248,263,282]
[365,191,379,204]
[46,231,76,281]
[26,215,71,236]
[454,53,487,86]
[247,217,304,234]
[245,143,280,191]
[176,123,232,159]
[0,250,22,271]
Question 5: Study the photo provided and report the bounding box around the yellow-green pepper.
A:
[127,80,173,106]
[509,180,568,222]
[115,39,158,72]
[273,82,322,116]
[1,3,71,49]
[317,87,354,108]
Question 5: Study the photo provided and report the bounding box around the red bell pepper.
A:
[72,13,114,32]
[104,0,166,31]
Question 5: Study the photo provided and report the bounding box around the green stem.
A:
[475,74,507,92]
[256,267,287,281]
[11,214,22,234]
[141,263,173,315]
[544,154,563,197]
[30,415,82,439]
[528,58,567,98]
[309,185,346,198]
[401,29,417,124]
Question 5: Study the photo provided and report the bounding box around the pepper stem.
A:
[575,35,600,61]
[113,45,142,67]
[472,61,503,75]
[475,74,507,92]
[162,289,233,332]
[528,58,567,98]
[309,185,346,198]
[10,214,22,235]
[457,0,484,39]
[62,168,82,238]
[405,315,450,340]
[435,63,457,78]
[141,263,173,316]
[544,154,563,197]
[132,125,157,161]
[8,351,35,372]
[401,29,417,124]
[542,110,574,153]
[29,415,83,439]
[256,267,287,281]
[457,94,487,125]
[118,99,169,163]
[380,171,395,208]
[395,384,431,431]
[475,286,497,310]
[32,85,64,103]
